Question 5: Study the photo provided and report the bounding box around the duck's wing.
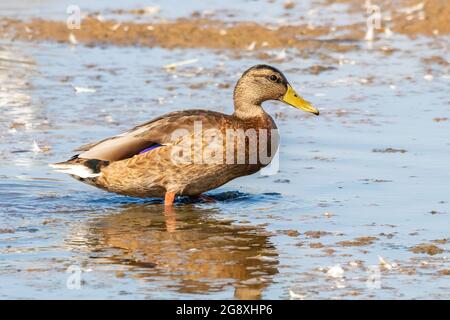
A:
[75,109,234,161]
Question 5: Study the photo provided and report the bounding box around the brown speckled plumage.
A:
[51,65,318,205]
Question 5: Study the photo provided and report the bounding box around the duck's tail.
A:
[49,156,109,179]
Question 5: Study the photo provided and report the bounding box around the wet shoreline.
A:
[0,0,449,52]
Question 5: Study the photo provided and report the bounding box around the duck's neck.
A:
[233,101,267,119]
[232,84,267,119]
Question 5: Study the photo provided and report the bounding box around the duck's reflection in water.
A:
[86,203,279,299]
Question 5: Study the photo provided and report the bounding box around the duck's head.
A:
[234,64,319,117]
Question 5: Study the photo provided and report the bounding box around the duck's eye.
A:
[269,75,278,82]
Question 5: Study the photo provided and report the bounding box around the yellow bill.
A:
[281,85,319,115]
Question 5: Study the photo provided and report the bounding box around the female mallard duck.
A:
[51,65,319,206]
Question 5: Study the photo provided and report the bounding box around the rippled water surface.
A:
[0,0,449,299]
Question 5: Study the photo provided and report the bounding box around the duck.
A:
[51,65,319,206]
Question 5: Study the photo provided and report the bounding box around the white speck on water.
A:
[247,41,257,51]
[385,27,393,38]
[334,279,346,289]
[144,6,160,15]
[68,33,78,45]
[241,277,261,285]
[274,49,286,61]
[95,14,105,22]
[250,255,278,262]
[32,141,42,153]
[73,86,97,93]
[111,23,122,31]
[418,11,426,20]
[105,115,115,123]
[378,256,393,270]
[398,2,424,14]
[289,289,306,300]
[327,264,344,278]
[2,0,450,300]
[164,59,198,70]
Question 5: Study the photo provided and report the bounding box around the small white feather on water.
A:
[326,264,344,278]
[247,41,256,51]
[384,27,393,38]
[250,255,278,262]
[32,141,43,153]
[31,141,51,153]
[398,2,424,14]
[144,6,160,15]
[334,279,346,289]
[378,255,396,270]
[274,49,286,61]
[95,14,105,22]
[164,59,198,70]
[365,27,374,42]
[289,289,306,300]
[68,33,78,45]
[111,23,122,31]
[73,86,97,93]
[378,256,391,270]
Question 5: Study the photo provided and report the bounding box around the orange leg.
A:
[164,192,177,232]
[164,208,177,233]
[164,191,176,207]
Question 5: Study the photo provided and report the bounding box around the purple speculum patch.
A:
[139,144,162,154]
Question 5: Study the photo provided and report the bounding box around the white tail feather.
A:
[49,163,101,178]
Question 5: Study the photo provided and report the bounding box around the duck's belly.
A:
[177,163,262,196]
[94,162,264,198]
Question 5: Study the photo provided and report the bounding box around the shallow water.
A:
[0,1,449,299]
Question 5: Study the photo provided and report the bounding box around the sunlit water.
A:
[0,0,449,299]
